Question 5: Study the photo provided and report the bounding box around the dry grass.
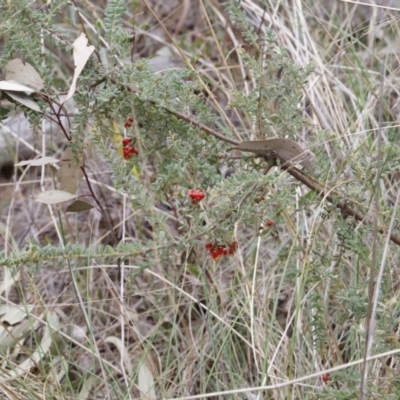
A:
[2,0,400,399]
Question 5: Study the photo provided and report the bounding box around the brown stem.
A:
[281,164,400,246]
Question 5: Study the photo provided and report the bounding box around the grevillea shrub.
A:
[1,1,400,399]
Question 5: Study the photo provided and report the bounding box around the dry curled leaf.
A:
[66,33,95,101]
[0,59,44,111]
[0,81,35,93]
[5,58,44,91]
[231,138,313,172]
[57,148,84,194]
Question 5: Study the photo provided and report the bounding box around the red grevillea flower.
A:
[205,241,238,260]
[321,374,330,383]
[122,137,138,160]
[122,138,133,147]
[226,241,238,255]
[188,189,205,204]
[124,117,134,128]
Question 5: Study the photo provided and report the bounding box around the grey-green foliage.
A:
[104,0,131,52]
[230,45,310,139]
[4,2,400,399]
[0,0,311,274]
[225,1,312,139]
[0,0,314,261]
[224,0,259,46]
[0,4,44,67]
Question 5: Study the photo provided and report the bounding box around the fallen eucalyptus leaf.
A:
[33,190,77,205]
[66,33,95,101]
[138,359,156,400]
[57,148,84,194]
[0,305,35,325]
[15,157,59,167]
[0,80,36,93]
[5,59,44,91]
[231,138,313,172]
[0,59,43,112]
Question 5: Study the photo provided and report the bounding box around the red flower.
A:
[205,241,238,260]
[123,145,139,160]
[265,220,275,227]
[210,247,225,260]
[321,374,330,383]
[188,189,205,204]
[122,137,138,159]
[226,241,238,255]
[122,138,133,147]
[124,117,134,128]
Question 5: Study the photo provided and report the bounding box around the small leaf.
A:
[232,138,313,172]
[15,157,59,167]
[66,33,95,101]
[57,148,84,194]
[5,59,44,91]
[4,91,41,112]
[66,200,94,212]
[33,190,77,205]
[104,245,114,254]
